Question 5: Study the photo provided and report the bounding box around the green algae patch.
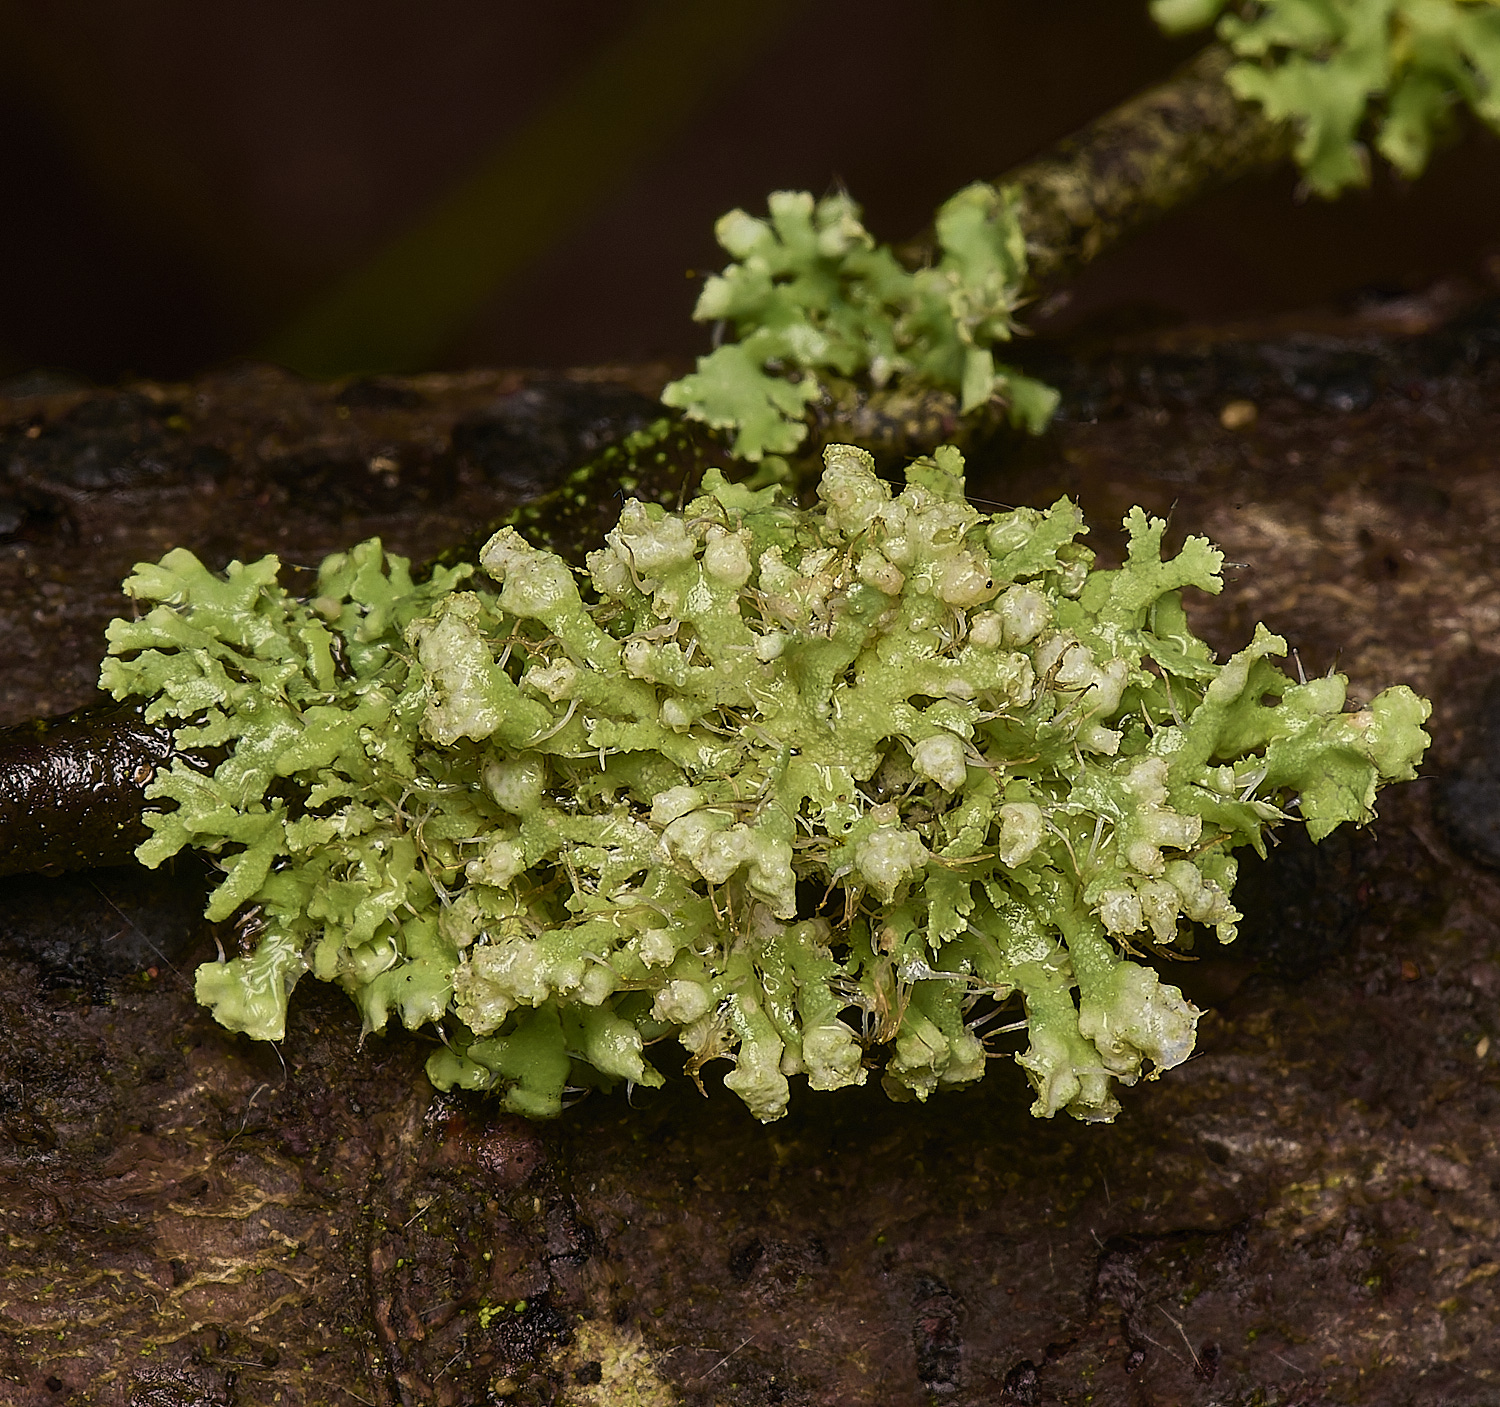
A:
[100,445,1428,1123]
[545,1321,678,1407]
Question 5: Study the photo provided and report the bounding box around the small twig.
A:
[402,1196,434,1229]
[692,1333,757,1382]
[1136,1324,1185,1367]
[1154,1304,1201,1374]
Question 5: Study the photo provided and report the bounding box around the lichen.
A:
[1154,0,1500,193]
[660,186,1058,460]
[100,444,1428,1123]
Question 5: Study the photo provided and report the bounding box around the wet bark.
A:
[0,703,226,878]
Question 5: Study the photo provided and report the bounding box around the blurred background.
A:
[3,0,1500,386]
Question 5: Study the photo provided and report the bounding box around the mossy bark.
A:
[903,44,1296,295]
[1005,44,1295,292]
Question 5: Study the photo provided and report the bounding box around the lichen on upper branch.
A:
[1154,0,1500,193]
[99,444,1429,1124]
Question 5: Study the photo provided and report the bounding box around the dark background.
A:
[3,0,1500,385]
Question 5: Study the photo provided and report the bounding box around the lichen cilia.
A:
[99,444,1429,1122]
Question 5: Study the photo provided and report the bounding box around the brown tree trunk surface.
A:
[2,298,1500,1404]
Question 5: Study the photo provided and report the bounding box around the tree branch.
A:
[905,44,1295,296]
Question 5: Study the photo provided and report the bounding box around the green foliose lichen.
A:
[100,445,1429,1123]
[660,186,1059,460]
[1154,0,1500,193]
